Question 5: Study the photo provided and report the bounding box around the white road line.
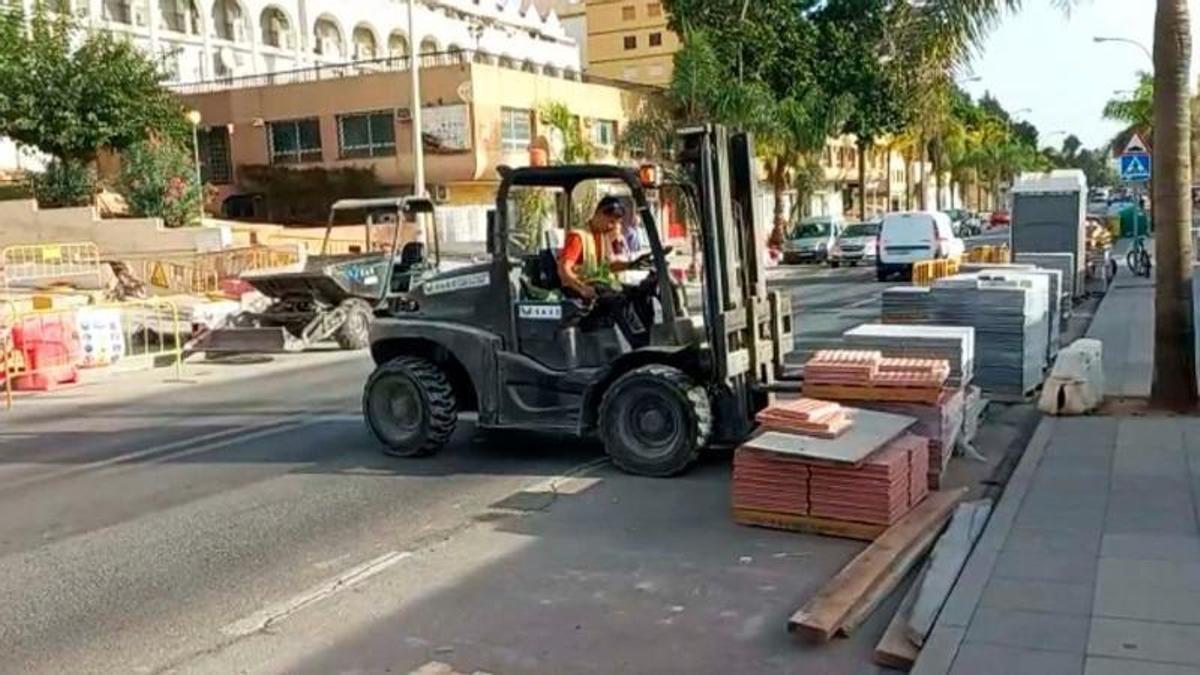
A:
[221,550,413,637]
[848,297,878,309]
[0,411,358,494]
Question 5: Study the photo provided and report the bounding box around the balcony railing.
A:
[172,48,663,96]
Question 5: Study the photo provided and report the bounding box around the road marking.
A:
[0,411,358,494]
[221,550,412,637]
[848,297,878,309]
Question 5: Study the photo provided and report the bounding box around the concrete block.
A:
[950,642,1083,675]
[1088,618,1200,666]
[965,607,1090,653]
[912,625,967,675]
[979,578,1093,616]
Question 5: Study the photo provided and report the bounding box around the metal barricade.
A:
[137,245,300,295]
[0,298,182,411]
[912,258,961,287]
[1,242,103,292]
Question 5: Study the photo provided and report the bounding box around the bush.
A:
[118,140,201,228]
[31,159,94,208]
[237,165,386,225]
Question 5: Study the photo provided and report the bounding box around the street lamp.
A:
[1093,36,1153,65]
[407,0,427,244]
[185,109,204,225]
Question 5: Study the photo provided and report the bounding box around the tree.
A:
[540,101,594,164]
[118,139,201,227]
[1103,71,1154,137]
[1151,0,1194,406]
[813,0,911,220]
[0,5,190,166]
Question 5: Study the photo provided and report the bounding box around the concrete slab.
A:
[1086,657,1200,675]
[1101,534,1200,562]
[1088,618,1200,666]
[742,407,916,464]
[979,578,1093,616]
[992,547,1098,584]
[950,642,1083,675]
[964,607,1090,653]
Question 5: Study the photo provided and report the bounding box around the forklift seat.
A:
[391,242,426,293]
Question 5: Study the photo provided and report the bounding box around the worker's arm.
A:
[557,234,596,301]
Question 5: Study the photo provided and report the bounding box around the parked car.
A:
[829,220,880,268]
[989,210,1011,229]
[877,211,964,281]
[783,216,843,264]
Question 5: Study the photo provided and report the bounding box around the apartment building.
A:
[583,0,677,85]
[180,51,651,238]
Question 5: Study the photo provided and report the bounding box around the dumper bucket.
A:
[184,327,305,355]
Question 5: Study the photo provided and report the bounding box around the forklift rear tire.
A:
[336,299,373,350]
[599,365,711,477]
[363,357,457,458]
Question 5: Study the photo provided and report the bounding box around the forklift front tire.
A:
[336,299,373,350]
[363,357,457,458]
[599,365,711,477]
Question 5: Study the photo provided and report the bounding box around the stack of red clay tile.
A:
[804,350,950,405]
[807,434,929,525]
[732,450,810,515]
[754,397,851,438]
[850,389,965,489]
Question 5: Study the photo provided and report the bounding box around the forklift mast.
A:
[677,125,793,420]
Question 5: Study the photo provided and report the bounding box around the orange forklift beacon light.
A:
[639,164,660,188]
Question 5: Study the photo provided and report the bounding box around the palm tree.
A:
[917,0,1194,407]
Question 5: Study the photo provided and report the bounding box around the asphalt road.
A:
[0,264,899,674]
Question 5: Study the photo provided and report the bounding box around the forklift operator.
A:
[556,195,634,302]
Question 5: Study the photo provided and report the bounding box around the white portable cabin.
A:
[1009,169,1088,297]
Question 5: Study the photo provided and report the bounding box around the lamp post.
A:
[186,109,204,225]
[407,0,427,245]
[1093,36,1153,65]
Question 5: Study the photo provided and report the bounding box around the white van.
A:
[877,211,964,281]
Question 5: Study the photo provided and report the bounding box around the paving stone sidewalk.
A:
[913,267,1200,675]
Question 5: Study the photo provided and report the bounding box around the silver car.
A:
[783,217,843,264]
[828,220,880,268]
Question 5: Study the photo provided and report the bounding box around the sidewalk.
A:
[914,267,1200,675]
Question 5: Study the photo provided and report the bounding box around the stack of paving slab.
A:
[1014,252,1076,306]
[732,397,928,536]
[841,389,965,490]
[803,349,950,404]
[842,324,975,387]
[881,287,935,324]
[977,266,1063,360]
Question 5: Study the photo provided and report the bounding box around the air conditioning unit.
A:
[396,108,412,122]
[433,185,451,203]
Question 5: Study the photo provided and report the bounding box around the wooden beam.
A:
[873,561,927,671]
[787,487,966,642]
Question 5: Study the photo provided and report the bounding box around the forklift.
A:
[362,125,795,476]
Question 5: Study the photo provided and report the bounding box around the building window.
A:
[647,2,662,17]
[337,110,395,158]
[649,32,662,47]
[593,119,617,147]
[500,107,532,152]
[197,125,232,184]
[621,5,635,20]
[268,118,322,164]
[623,35,637,50]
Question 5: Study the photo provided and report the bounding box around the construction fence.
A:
[1,296,184,411]
[1,242,104,293]
[130,244,302,296]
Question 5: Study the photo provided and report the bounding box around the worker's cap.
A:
[597,195,627,218]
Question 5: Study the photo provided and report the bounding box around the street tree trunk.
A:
[768,156,788,248]
[858,140,868,221]
[933,139,944,210]
[885,146,893,212]
[1151,0,1197,407]
[917,135,928,210]
[905,148,913,210]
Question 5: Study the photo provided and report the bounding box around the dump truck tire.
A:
[363,357,457,458]
[599,365,710,477]
[335,299,372,350]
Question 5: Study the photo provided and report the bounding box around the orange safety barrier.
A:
[911,258,961,287]
[1,298,182,411]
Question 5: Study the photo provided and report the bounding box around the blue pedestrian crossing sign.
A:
[1120,152,1152,182]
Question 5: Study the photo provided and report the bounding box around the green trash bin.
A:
[1119,206,1150,238]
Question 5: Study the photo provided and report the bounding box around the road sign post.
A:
[1120,153,1152,183]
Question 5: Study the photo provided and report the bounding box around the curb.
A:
[911,416,1057,675]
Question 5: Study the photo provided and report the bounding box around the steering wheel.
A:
[630,245,675,270]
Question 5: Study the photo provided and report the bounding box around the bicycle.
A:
[1126,236,1152,278]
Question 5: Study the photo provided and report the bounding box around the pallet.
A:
[804,382,943,405]
[787,488,967,642]
[732,507,885,542]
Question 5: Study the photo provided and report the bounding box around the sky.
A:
[966,0,1200,151]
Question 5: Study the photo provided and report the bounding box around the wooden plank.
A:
[839,517,948,636]
[804,382,943,405]
[873,561,929,671]
[906,500,993,646]
[732,507,884,542]
[787,487,967,642]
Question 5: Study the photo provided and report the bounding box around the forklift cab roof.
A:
[497,165,645,192]
[329,196,436,216]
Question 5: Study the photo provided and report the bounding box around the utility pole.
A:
[407,0,427,243]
